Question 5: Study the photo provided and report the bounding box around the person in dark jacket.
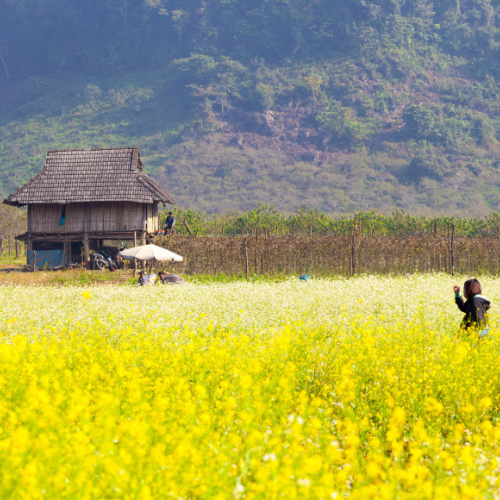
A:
[454,278,491,333]
[138,271,146,286]
[164,211,176,236]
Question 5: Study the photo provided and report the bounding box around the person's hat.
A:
[139,271,145,275]
[168,211,173,214]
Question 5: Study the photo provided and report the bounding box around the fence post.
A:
[351,217,358,277]
[0,235,3,258]
[15,238,19,259]
[450,224,455,276]
[33,250,37,272]
[184,220,193,236]
[244,238,249,280]
[351,232,356,276]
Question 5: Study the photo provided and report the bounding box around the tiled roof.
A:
[4,147,175,206]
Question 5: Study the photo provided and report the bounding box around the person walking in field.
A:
[453,278,491,336]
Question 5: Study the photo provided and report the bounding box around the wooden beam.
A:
[83,233,90,267]
[63,240,71,266]
[15,229,158,243]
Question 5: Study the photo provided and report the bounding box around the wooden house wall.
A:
[147,202,159,233]
[28,202,158,233]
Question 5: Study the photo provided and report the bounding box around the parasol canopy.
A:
[119,244,183,262]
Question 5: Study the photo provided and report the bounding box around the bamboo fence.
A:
[152,235,500,277]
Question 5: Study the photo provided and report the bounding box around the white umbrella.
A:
[119,244,183,262]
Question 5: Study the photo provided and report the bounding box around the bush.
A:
[472,116,495,146]
[403,104,443,141]
[85,84,102,102]
[407,143,449,180]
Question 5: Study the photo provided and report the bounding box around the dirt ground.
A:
[0,265,136,286]
[0,254,144,286]
[0,252,188,286]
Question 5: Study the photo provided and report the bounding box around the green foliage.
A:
[226,204,282,235]
[85,85,103,102]
[472,116,496,146]
[317,100,378,147]
[403,105,444,141]
[408,143,449,180]
[3,0,500,213]
[161,205,500,238]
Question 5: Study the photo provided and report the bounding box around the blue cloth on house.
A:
[27,250,66,269]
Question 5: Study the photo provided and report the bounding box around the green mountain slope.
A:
[2,0,500,214]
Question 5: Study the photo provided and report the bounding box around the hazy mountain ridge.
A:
[1,0,500,214]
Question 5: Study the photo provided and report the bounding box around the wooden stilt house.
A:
[3,147,174,265]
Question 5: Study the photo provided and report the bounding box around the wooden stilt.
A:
[27,236,32,266]
[83,233,90,269]
[133,231,137,275]
[63,240,71,267]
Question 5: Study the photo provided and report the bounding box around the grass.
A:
[188,273,301,284]
[0,254,134,286]
[0,268,307,287]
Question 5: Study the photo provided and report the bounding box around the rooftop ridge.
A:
[3,147,174,207]
[47,146,139,153]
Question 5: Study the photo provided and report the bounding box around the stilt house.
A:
[3,147,174,265]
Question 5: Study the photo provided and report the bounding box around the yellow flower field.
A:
[1,274,500,499]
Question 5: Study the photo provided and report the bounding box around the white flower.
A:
[233,483,245,499]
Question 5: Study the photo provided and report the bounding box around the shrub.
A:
[85,84,102,102]
[407,143,449,180]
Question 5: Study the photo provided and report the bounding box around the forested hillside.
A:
[1,0,500,214]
